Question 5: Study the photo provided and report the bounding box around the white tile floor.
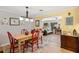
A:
[35,34,73,53]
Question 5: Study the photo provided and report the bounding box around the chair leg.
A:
[26,41,28,50]
[10,47,15,53]
[26,43,28,51]
[10,46,13,53]
[23,42,28,53]
[10,49,12,53]
[32,44,34,52]
[25,41,28,51]
[37,41,39,48]
[41,36,43,44]
[23,46,25,53]
[13,48,15,53]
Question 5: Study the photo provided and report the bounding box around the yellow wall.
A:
[59,7,79,33]
[35,16,45,20]
[35,7,79,33]
[59,8,76,32]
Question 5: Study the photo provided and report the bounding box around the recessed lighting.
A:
[26,6,29,9]
[40,10,43,11]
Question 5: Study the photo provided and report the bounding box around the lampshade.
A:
[25,18,29,21]
[19,17,24,20]
[20,7,33,22]
[30,19,33,22]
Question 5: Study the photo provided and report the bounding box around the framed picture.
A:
[9,17,20,26]
[1,18,8,25]
[35,20,40,27]
[66,16,73,25]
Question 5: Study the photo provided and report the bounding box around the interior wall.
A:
[40,20,53,33]
[0,16,34,46]
[56,7,79,34]
[35,7,79,34]
[40,17,60,33]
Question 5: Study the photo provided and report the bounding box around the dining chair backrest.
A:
[21,29,29,35]
[32,32,38,42]
[36,29,43,38]
[35,30,39,37]
[21,29,25,34]
[7,32,14,44]
[39,29,43,36]
[25,30,29,35]
[25,32,29,35]
[31,29,36,34]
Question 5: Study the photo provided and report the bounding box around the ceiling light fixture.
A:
[30,18,33,22]
[19,16,24,20]
[25,18,29,21]
[19,6,34,22]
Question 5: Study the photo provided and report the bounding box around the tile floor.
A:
[3,34,73,53]
[35,34,73,53]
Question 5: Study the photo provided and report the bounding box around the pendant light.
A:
[19,6,34,22]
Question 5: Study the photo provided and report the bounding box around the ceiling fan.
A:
[19,6,33,22]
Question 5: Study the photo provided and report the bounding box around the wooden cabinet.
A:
[0,47,3,53]
[61,35,79,52]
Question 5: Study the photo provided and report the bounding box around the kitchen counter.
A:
[62,32,79,37]
[0,47,3,53]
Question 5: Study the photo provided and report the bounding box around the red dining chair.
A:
[21,29,29,51]
[38,29,43,44]
[27,31,39,52]
[21,29,25,34]
[25,31,29,35]
[21,29,29,35]
[35,29,43,44]
[7,32,25,53]
[31,29,35,34]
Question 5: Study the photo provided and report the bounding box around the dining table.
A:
[13,33,32,52]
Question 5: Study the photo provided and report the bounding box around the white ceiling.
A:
[0,6,77,18]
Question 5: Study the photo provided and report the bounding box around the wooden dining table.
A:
[13,33,32,52]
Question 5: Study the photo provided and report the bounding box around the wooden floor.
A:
[1,34,73,53]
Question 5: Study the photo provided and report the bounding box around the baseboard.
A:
[47,32,53,34]
[0,43,10,47]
